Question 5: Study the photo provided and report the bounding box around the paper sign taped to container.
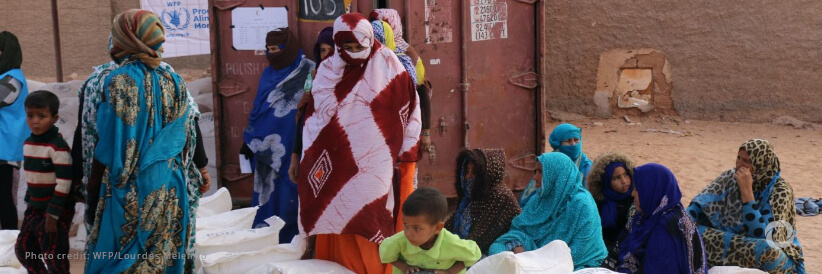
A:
[239,154,252,174]
[231,7,288,50]
[140,0,211,57]
[470,0,508,41]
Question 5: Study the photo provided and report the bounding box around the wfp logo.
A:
[161,8,191,31]
[765,220,797,249]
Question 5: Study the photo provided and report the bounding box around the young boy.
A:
[14,90,75,273]
[380,187,481,274]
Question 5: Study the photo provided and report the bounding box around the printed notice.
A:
[231,7,288,50]
[470,0,507,41]
[140,0,211,57]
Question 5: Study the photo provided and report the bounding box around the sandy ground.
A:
[54,117,820,272]
[557,116,821,270]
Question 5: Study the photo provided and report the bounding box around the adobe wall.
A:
[1,0,209,82]
[543,1,822,122]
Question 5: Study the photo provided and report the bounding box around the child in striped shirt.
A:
[14,90,74,273]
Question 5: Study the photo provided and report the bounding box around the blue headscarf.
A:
[453,158,474,238]
[600,162,634,228]
[617,163,707,274]
[243,49,314,240]
[549,123,592,186]
[490,152,606,270]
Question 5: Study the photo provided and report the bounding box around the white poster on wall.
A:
[231,7,289,51]
[140,0,211,58]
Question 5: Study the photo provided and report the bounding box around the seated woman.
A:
[520,123,592,206]
[687,139,805,273]
[489,152,606,270]
[444,148,521,255]
[615,163,707,274]
[586,151,636,268]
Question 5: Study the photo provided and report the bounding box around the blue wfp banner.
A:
[141,0,211,58]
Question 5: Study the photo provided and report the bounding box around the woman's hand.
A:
[420,135,431,150]
[295,93,312,122]
[288,153,300,183]
[734,166,755,203]
[199,167,211,194]
[513,246,525,254]
[45,215,58,233]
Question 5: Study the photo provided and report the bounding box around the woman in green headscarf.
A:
[490,152,606,270]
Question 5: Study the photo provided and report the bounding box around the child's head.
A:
[401,187,448,247]
[24,90,60,135]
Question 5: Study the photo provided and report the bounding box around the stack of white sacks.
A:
[195,187,354,274]
[0,231,25,273]
[466,240,767,274]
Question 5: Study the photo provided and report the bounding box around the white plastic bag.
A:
[0,231,21,268]
[188,77,213,96]
[708,266,767,274]
[467,240,574,274]
[196,187,231,219]
[247,259,355,274]
[194,93,213,113]
[196,216,285,255]
[200,236,305,274]
[573,268,620,274]
[0,266,26,274]
[196,206,258,234]
[26,79,46,91]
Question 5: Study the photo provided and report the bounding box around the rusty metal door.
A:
[209,0,540,202]
[209,0,352,205]
[407,0,539,196]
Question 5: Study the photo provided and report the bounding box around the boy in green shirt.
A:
[380,187,481,274]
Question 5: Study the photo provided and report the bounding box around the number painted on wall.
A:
[300,0,345,21]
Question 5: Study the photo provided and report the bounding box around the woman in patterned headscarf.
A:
[240,28,313,243]
[489,152,606,270]
[687,139,805,273]
[615,163,707,273]
[84,9,196,273]
[300,13,420,274]
[74,34,208,272]
[444,148,521,255]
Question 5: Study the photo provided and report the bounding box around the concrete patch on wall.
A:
[594,49,673,117]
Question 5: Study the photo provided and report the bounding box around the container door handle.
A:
[438,116,448,136]
[218,78,249,98]
[517,0,539,4]
[508,71,540,89]
[221,164,252,182]
[509,153,537,171]
[427,142,437,166]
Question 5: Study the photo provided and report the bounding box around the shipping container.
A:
[208,0,544,205]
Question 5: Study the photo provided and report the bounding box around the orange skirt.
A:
[314,162,416,274]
